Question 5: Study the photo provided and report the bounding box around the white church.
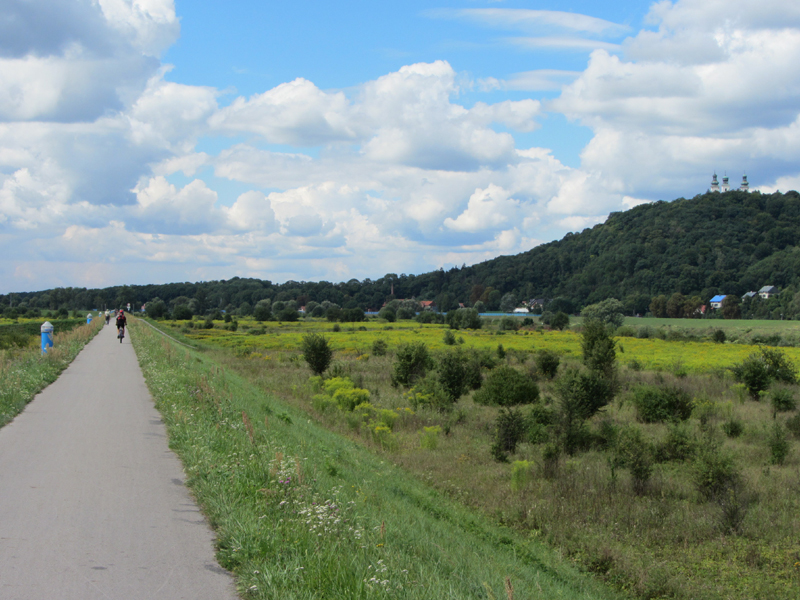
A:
[709,173,749,193]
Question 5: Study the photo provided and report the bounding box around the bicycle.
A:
[117,327,125,343]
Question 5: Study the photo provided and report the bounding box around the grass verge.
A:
[130,319,622,600]
[0,318,103,428]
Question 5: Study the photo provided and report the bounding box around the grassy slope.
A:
[154,316,800,599]
[0,318,103,428]
[131,319,622,600]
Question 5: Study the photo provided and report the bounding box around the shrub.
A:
[173,304,193,320]
[632,384,693,423]
[442,329,456,345]
[498,316,519,331]
[301,333,333,376]
[490,407,526,461]
[770,387,797,413]
[722,418,744,438]
[510,460,533,493]
[550,311,570,331]
[525,404,553,445]
[554,368,614,455]
[712,329,726,343]
[768,422,790,465]
[655,423,696,462]
[787,413,800,439]
[693,447,740,502]
[404,375,451,412]
[473,365,539,407]
[447,308,482,330]
[371,338,388,356]
[613,426,653,495]
[496,343,506,359]
[534,349,560,379]
[436,349,469,403]
[420,426,442,450]
[392,342,434,387]
[732,347,798,399]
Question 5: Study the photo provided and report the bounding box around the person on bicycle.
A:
[116,310,127,337]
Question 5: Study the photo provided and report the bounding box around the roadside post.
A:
[41,321,54,354]
[86,313,92,324]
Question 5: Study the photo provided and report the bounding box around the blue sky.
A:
[2,0,800,294]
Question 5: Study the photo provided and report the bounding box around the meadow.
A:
[141,314,800,600]
[129,319,621,600]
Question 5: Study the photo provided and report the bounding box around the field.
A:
[129,319,621,600]
[139,314,800,599]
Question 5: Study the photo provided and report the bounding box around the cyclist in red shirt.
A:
[116,310,127,341]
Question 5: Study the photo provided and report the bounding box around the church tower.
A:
[721,173,730,192]
[710,172,720,192]
[740,174,749,192]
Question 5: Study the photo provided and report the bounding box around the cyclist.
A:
[104,309,110,325]
[116,309,127,342]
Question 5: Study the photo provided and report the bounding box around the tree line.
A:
[3,189,800,320]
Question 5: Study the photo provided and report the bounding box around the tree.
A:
[581,319,616,380]
[650,295,667,318]
[500,293,518,313]
[581,298,625,327]
[145,298,167,319]
[301,334,333,376]
[253,299,272,321]
[555,367,614,454]
[436,349,469,403]
[666,293,686,318]
[550,312,570,331]
[473,365,539,407]
[721,295,741,319]
[392,342,434,387]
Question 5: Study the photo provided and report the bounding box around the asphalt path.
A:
[0,321,238,599]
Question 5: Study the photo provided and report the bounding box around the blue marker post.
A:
[86,313,92,324]
[41,321,54,355]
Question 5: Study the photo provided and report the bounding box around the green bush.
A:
[392,342,433,387]
[436,349,468,403]
[786,413,800,439]
[768,422,790,465]
[722,418,744,438]
[581,319,616,379]
[655,423,696,462]
[371,338,388,356]
[770,387,797,413]
[490,407,526,462]
[301,333,333,376]
[510,460,533,493]
[173,304,193,320]
[473,365,539,407]
[732,347,797,400]
[612,426,653,495]
[442,329,456,345]
[498,316,519,331]
[534,349,560,379]
[693,447,740,502]
[632,384,693,423]
[420,426,442,450]
[554,368,614,455]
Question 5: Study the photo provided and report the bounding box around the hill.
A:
[3,189,800,319]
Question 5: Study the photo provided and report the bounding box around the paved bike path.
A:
[0,323,238,599]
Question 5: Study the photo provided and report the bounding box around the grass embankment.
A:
[130,319,621,600]
[155,316,800,599]
[0,317,103,428]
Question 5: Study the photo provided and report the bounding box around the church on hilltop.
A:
[710,172,749,193]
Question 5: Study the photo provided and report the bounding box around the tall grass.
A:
[130,320,621,600]
[0,318,103,428]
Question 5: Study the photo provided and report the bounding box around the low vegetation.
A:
[129,319,619,600]
[139,314,800,599]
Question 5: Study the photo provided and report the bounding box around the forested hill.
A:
[4,189,800,316]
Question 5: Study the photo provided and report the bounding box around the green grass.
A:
[0,318,103,428]
[142,315,800,599]
[130,319,622,600]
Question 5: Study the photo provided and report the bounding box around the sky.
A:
[2,0,800,294]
